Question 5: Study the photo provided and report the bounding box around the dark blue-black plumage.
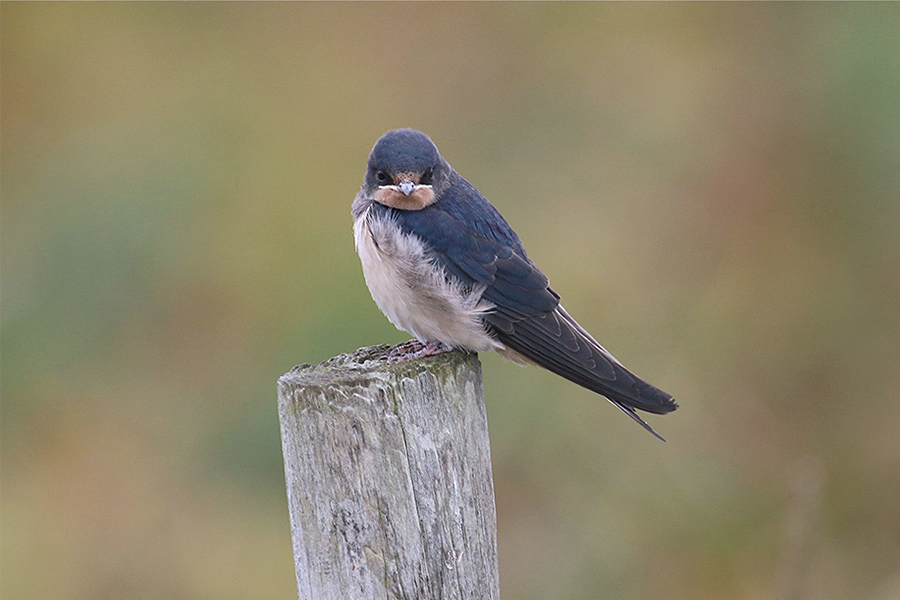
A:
[365,128,442,188]
[359,129,677,438]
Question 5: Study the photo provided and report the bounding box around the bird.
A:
[352,129,677,440]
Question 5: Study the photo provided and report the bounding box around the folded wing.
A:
[383,179,678,438]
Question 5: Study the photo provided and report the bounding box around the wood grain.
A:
[277,344,500,600]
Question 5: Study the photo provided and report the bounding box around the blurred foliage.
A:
[2,3,899,600]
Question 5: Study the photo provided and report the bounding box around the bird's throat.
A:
[374,186,436,211]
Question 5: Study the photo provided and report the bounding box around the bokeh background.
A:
[3,3,899,600]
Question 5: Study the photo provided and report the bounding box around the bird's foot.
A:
[387,339,454,362]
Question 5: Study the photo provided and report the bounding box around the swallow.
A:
[352,129,677,439]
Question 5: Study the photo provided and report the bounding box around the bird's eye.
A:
[420,168,434,186]
[375,170,391,184]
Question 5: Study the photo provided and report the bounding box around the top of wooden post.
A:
[278,343,478,390]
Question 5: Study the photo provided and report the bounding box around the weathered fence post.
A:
[277,343,500,600]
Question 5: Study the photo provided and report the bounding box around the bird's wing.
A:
[385,187,677,438]
[488,303,678,440]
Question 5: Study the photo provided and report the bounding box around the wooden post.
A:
[277,344,500,600]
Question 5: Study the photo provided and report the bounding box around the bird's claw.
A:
[387,339,453,362]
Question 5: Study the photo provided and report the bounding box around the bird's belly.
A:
[353,210,501,352]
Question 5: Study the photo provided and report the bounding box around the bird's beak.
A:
[397,180,416,196]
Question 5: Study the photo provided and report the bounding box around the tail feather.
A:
[490,304,677,439]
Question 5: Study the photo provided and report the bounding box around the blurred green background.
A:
[3,3,899,600]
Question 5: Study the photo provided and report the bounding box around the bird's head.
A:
[364,129,450,211]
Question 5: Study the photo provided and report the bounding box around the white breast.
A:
[353,207,502,353]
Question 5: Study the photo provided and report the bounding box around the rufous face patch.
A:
[374,184,436,211]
